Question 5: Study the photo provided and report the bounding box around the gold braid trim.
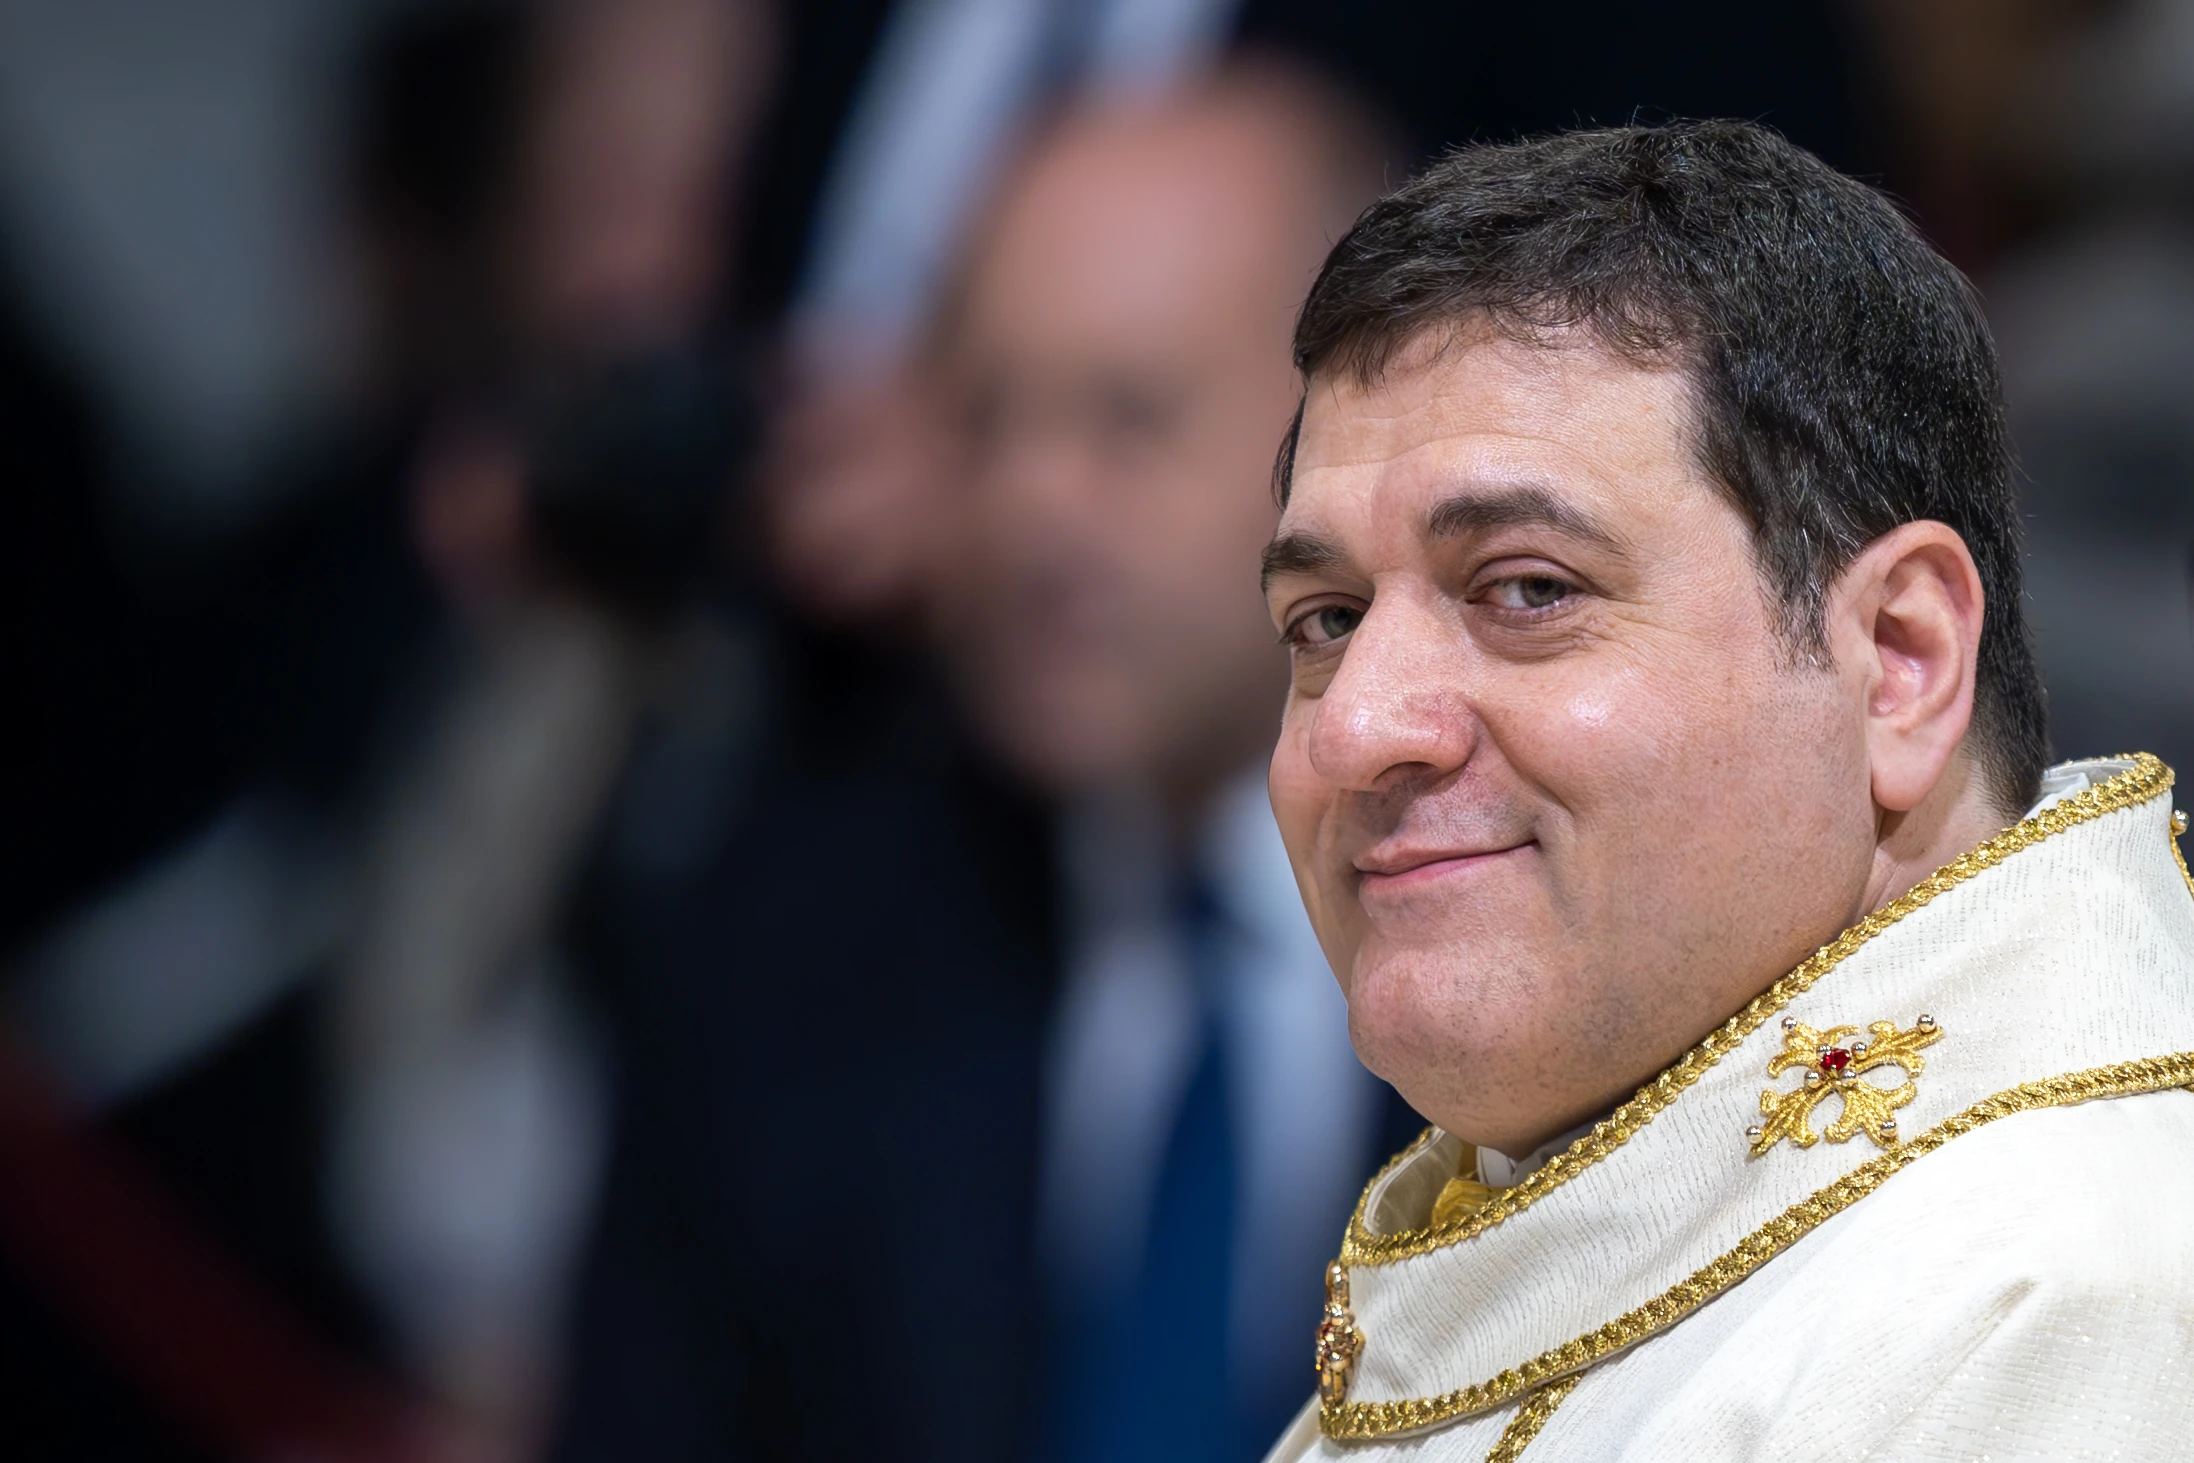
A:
[1340,753,2175,1269]
[1480,1376,1582,1463]
[1323,1048,2194,1441]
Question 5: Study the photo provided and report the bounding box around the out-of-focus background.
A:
[0,2,2187,1460]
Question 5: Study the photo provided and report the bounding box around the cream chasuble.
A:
[1265,754,2194,1463]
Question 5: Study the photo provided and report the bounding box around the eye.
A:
[1483,574,1574,612]
[1286,603,1363,649]
[1092,380,1180,456]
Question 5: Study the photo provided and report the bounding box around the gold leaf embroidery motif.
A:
[1750,1017,1942,1154]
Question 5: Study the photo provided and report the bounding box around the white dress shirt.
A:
[1039,766,1391,1399]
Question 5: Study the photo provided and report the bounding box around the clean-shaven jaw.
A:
[1263,324,2004,1159]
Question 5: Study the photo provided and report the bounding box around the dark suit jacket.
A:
[553,624,1061,1463]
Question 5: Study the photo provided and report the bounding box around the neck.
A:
[1858,752,2015,920]
[1485,754,2018,1162]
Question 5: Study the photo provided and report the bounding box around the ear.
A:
[1823,521,1985,815]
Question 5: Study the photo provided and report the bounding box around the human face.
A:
[943,106,1309,802]
[1264,327,1881,1155]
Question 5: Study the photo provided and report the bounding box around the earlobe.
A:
[1829,522,1985,814]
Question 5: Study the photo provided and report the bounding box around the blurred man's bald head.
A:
[942,62,1394,807]
[952,61,1391,359]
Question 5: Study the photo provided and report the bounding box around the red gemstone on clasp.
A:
[1819,1047,1852,1076]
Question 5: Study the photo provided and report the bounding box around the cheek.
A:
[1266,724,1315,835]
[1492,663,1676,807]
[1498,631,1789,809]
[1268,733,1362,976]
[1563,688,1614,730]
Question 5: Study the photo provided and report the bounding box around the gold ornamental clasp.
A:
[1314,1260,1364,1407]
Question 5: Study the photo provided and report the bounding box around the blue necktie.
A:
[1051,873,1244,1463]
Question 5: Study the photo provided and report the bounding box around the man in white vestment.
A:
[1253,120,2194,1461]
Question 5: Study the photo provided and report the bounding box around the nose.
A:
[1305,598,1481,792]
[974,411,1104,560]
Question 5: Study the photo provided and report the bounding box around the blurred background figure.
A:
[760,0,1241,625]
[323,1,771,1447]
[935,64,1410,1462]
[758,0,1875,635]
[4,0,774,1458]
[1,1,2188,1461]
[1856,0,2194,777]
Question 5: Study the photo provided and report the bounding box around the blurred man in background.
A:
[762,0,1870,635]
[552,55,1410,1463]
[937,62,1414,1462]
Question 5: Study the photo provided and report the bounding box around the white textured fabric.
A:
[1473,1121,1594,1191]
[1265,755,2194,1462]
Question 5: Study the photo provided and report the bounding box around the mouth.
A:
[1353,842,1535,896]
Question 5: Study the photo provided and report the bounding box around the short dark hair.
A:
[1279,119,2048,813]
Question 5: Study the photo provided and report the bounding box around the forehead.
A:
[960,108,1313,360]
[1284,328,1710,542]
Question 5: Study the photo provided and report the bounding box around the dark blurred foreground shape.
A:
[1,2,772,1458]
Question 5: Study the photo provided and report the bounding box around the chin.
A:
[1341,936,1570,1134]
[1341,944,1468,1091]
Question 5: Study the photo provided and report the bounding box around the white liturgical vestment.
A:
[1265,754,2194,1463]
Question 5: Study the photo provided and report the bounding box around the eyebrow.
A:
[1261,482,1630,596]
[1425,484,1630,555]
[1260,531,1346,594]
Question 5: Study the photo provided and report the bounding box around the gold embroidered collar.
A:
[1320,753,2194,1441]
